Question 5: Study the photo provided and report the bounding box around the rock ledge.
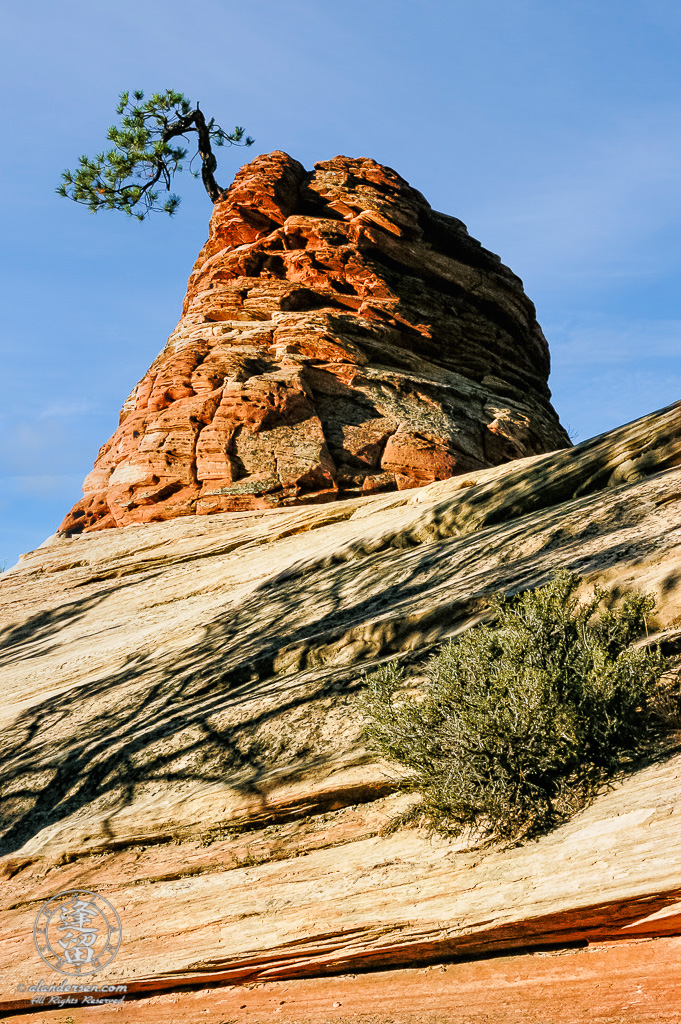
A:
[60,151,569,534]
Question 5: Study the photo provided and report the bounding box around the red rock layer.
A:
[59,151,570,534]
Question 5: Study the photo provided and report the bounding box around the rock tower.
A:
[60,151,570,533]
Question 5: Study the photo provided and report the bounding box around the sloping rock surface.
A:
[5,940,681,1023]
[1,401,680,1018]
[59,151,569,534]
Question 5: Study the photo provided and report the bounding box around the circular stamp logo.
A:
[33,889,122,976]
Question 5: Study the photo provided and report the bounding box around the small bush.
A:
[357,571,672,842]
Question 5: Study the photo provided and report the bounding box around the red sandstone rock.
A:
[60,151,570,534]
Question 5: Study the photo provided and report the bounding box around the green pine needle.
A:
[58,89,255,219]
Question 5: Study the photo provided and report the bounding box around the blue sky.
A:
[2,0,681,567]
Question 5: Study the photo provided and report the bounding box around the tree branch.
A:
[59,91,252,217]
[159,109,223,201]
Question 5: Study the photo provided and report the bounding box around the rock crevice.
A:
[60,151,570,534]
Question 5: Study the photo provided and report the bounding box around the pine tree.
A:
[57,90,254,221]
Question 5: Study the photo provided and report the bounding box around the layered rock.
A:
[59,151,569,534]
[1,402,681,1018]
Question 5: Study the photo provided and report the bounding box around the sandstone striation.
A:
[1,401,681,1019]
[59,151,569,534]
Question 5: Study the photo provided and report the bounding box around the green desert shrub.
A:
[357,571,673,842]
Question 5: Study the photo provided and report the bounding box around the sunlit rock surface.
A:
[1,401,680,1018]
[59,151,569,534]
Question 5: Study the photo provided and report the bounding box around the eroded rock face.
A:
[59,151,570,534]
[1,402,681,1010]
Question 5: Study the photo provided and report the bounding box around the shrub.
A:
[357,571,671,842]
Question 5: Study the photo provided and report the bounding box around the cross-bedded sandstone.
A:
[59,151,570,534]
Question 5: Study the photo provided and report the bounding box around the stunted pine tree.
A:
[58,90,254,220]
